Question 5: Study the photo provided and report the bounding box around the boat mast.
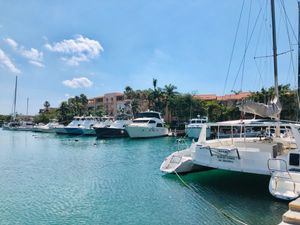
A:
[298,1,300,120]
[26,97,29,116]
[12,76,18,121]
[270,0,279,101]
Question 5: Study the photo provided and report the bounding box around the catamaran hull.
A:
[160,147,212,174]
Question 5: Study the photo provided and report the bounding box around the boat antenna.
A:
[13,75,18,121]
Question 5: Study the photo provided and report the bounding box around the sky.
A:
[0,0,299,115]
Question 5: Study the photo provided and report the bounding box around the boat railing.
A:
[267,158,296,194]
[175,138,189,151]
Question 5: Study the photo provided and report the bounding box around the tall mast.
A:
[13,76,18,121]
[26,97,29,116]
[270,0,279,100]
[298,1,300,120]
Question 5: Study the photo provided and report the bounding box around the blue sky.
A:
[0,0,298,115]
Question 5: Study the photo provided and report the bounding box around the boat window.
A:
[156,123,162,127]
[136,112,160,119]
[290,154,300,166]
[133,120,149,123]
[149,120,156,124]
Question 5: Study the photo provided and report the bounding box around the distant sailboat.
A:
[3,76,19,130]
[2,76,34,131]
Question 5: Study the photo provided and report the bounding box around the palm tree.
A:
[152,78,157,91]
[163,84,178,122]
[43,101,50,112]
[124,86,135,100]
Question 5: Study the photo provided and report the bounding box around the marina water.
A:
[0,130,288,224]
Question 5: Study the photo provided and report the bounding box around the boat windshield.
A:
[133,120,150,123]
[136,112,160,119]
[191,119,206,124]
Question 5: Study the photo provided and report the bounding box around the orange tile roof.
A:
[217,92,251,101]
[193,94,217,100]
[193,92,251,101]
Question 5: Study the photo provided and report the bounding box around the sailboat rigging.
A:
[160,0,300,201]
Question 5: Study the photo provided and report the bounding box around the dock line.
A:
[174,171,247,225]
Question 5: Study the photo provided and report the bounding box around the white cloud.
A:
[62,77,93,88]
[4,38,44,67]
[5,38,18,49]
[45,35,103,66]
[0,48,21,74]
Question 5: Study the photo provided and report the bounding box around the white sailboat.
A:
[161,0,300,200]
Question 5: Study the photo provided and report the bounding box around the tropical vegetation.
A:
[1,80,299,126]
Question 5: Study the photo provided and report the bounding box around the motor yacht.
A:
[125,111,168,138]
[185,116,209,139]
[94,114,132,138]
[32,120,63,133]
[3,121,35,131]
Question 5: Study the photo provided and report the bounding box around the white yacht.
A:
[92,116,114,132]
[94,114,132,138]
[81,116,104,136]
[54,116,102,135]
[32,120,63,133]
[125,111,168,138]
[54,116,84,135]
[3,121,35,131]
[185,116,210,139]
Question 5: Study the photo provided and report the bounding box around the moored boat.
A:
[125,111,168,138]
[32,120,63,133]
[185,116,210,139]
[94,114,132,138]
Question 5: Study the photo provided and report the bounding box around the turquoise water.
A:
[0,130,287,225]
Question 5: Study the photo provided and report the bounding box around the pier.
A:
[280,198,300,224]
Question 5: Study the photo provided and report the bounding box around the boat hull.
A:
[126,126,168,138]
[81,128,96,136]
[32,127,56,133]
[160,148,211,174]
[55,127,83,135]
[94,127,128,138]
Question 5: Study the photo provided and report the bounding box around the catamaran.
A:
[161,0,300,200]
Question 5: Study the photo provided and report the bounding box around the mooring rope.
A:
[174,171,247,225]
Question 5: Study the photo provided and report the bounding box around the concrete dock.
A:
[279,198,300,224]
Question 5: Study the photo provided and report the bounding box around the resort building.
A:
[88,92,128,116]
[88,91,251,117]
